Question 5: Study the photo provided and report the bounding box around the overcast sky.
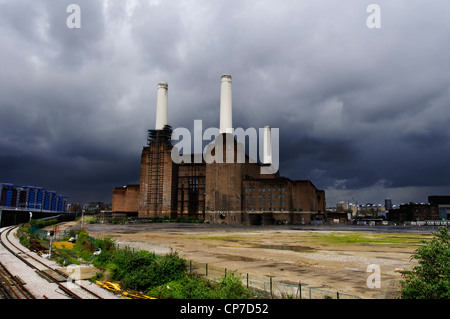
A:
[1,0,449,206]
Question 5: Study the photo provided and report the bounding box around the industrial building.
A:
[112,75,326,225]
[387,195,450,222]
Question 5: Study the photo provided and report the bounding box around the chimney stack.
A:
[219,75,233,134]
[155,82,168,130]
[263,125,272,164]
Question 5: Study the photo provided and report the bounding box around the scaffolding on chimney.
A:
[145,125,173,216]
[147,125,173,145]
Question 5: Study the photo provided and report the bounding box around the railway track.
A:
[0,226,105,299]
[0,261,34,299]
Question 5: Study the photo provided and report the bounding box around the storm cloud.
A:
[1,0,449,205]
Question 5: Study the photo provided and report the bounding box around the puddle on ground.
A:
[218,254,259,262]
[252,244,316,253]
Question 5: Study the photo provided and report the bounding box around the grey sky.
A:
[1,0,449,206]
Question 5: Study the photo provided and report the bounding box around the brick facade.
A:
[113,133,326,224]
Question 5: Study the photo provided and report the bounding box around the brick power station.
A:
[112,75,325,225]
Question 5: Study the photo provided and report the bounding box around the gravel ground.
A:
[84,222,432,299]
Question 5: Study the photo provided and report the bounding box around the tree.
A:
[400,227,450,299]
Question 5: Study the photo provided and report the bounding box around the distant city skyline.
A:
[1,1,449,205]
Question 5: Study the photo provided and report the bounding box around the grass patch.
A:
[304,232,431,246]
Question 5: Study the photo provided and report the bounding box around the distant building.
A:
[385,198,393,211]
[428,196,450,220]
[0,182,66,212]
[387,202,439,222]
[83,202,110,213]
[336,201,348,211]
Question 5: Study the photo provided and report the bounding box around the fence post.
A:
[225,268,227,278]
[206,263,208,277]
[189,260,192,274]
[246,273,249,288]
[337,291,340,300]
[298,282,302,299]
[270,277,273,298]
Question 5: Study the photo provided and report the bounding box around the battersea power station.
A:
[112,75,325,225]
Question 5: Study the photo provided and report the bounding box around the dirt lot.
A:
[83,222,434,299]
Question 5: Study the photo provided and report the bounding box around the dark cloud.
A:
[1,0,450,205]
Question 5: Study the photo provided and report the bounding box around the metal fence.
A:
[177,258,360,299]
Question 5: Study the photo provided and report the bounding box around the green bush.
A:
[156,251,187,284]
[94,236,116,251]
[400,227,450,299]
[147,274,215,299]
[212,272,253,299]
[145,272,254,299]
[96,248,186,291]
[89,237,255,298]
[72,230,96,260]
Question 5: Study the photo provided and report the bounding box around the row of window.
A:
[245,194,285,199]
[244,187,286,193]
[246,208,286,211]
[245,201,286,207]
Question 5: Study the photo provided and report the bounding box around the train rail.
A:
[0,226,105,299]
[0,261,34,299]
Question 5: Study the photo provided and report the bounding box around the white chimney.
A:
[155,82,168,130]
[263,125,272,164]
[219,75,233,134]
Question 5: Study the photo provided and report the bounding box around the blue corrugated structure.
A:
[0,182,67,212]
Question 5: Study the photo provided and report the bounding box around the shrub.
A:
[156,251,187,284]
[147,274,214,299]
[400,227,450,299]
[72,230,95,260]
[212,272,253,299]
[94,247,188,291]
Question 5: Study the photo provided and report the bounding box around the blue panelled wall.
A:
[0,183,66,212]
